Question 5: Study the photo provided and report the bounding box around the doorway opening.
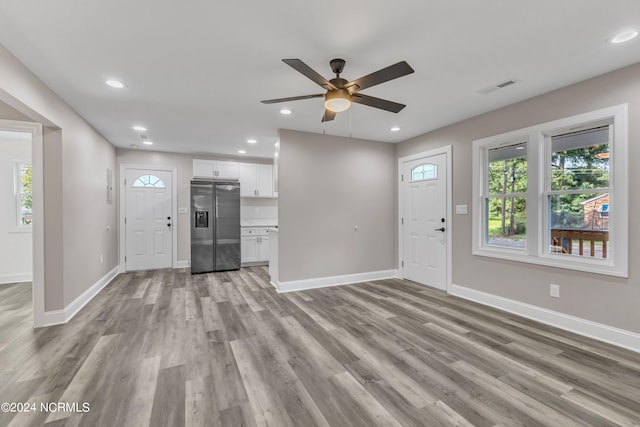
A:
[0,120,45,327]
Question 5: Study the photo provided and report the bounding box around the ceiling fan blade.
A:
[344,61,414,92]
[351,93,406,113]
[321,109,336,122]
[283,59,337,90]
[261,93,324,104]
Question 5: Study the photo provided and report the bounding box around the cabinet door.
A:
[216,161,239,180]
[193,159,214,178]
[258,236,270,261]
[256,165,273,197]
[238,163,257,197]
[241,236,259,262]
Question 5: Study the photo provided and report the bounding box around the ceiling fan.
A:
[261,58,415,122]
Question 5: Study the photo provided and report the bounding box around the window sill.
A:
[472,247,627,278]
[8,226,32,234]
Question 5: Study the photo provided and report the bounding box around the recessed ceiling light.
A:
[280,108,292,115]
[610,30,638,44]
[390,126,400,132]
[238,149,247,154]
[133,125,147,132]
[106,79,125,89]
[247,139,257,144]
[142,141,153,145]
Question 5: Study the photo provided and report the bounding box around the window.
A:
[11,161,32,231]
[472,105,628,277]
[411,163,437,181]
[133,174,165,188]
[548,127,610,258]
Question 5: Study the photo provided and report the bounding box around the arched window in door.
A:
[411,163,437,182]
[132,174,166,188]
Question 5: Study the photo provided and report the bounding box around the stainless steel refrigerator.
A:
[190,180,241,273]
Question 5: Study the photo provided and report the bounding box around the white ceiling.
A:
[0,1,639,158]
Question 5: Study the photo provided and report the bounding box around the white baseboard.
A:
[275,269,399,293]
[0,273,33,285]
[38,266,120,328]
[450,284,640,354]
[176,260,191,268]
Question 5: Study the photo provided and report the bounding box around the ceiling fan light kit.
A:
[262,58,414,121]
[325,88,352,112]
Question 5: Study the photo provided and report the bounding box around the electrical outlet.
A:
[100,254,104,264]
[550,284,560,298]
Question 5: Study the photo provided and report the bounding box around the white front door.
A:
[402,153,447,290]
[124,169,173,271]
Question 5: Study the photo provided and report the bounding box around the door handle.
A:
[435,227,445,232]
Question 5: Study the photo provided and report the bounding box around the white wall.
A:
[0,131,31,283]
[116,148,274,264]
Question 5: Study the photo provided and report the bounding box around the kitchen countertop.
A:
[241,220,278,227]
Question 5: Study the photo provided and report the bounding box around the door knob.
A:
[167,223,172,227]
[435,227,445,232]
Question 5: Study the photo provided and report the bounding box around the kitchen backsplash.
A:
[241,198,277,221]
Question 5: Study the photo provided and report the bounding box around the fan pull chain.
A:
[349,108,352,138]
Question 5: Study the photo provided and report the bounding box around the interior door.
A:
[125,169,173,271]
[402,153,447,290]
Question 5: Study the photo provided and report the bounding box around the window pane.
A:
[548,192,609,258]
[486,196,526,249]
[488,143,527,194]
[20,194,33,225]
[551,126,609,191]
[133,174,166,188]
[20,164,32,193]
[411,163,437,181]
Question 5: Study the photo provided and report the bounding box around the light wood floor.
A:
[1,268,640,426]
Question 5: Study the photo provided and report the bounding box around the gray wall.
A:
[116,148,272,263]
[0,46,117,310]
[397,62,640,333]
[278,129,396,282]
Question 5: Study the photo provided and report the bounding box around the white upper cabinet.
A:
[239,163,275,197]
[193,159,239,180]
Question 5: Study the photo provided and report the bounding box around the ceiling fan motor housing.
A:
[330,58,346,76]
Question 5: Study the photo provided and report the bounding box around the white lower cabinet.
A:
[241,227,270,264]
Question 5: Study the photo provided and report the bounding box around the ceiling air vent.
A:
[139,134,149,140]
[478,78,520,94]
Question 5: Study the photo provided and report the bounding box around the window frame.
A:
[472,104,628,277]
[9,159,32,233]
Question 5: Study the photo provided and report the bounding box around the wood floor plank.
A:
[329,371,403,427]
[2,267,640,426]
[149,364,186,427]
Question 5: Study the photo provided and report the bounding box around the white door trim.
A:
[119,164,178,271]
[398,145,452,293]
[0,119,45,327]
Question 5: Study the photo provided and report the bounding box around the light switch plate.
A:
[178,207,189,214]
[455,204,468,215]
